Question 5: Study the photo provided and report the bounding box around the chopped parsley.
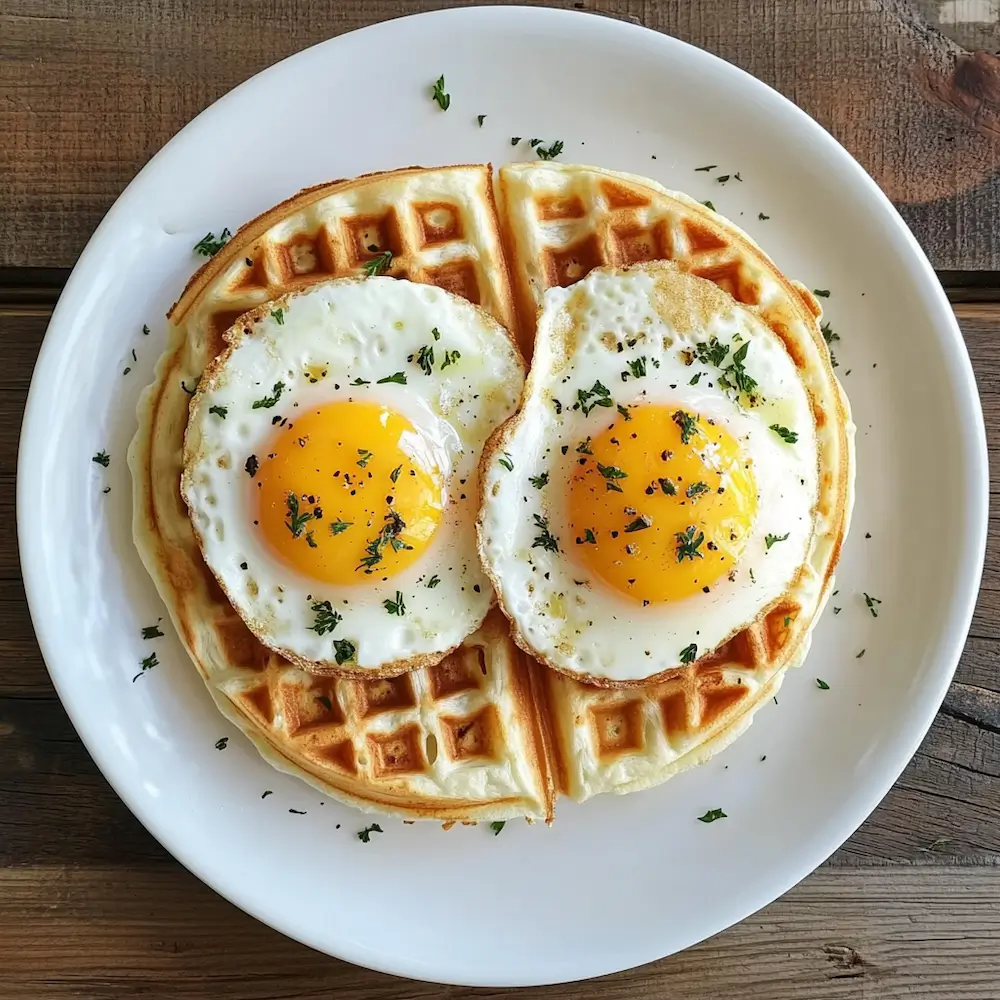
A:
[351,377,370,386]
[576,437,593,455]
[215,737,229,750]
[679,643,698,664]
[141,624,164,640]
[383,591,406,616]
[285,493,315,538]
[695,164,716,172]
[132,651,159,682]
[596,462,627,493]
[270,307,284,325]
[758,212,770,221]
[309,600,342,635]
[813,289,831,298]
[358,511,412,572]
[209,405,228,419]
[414,344,434,375]
[576,380,614,416]
[816,678,830,690]
[624,357,647,380]
[624,515,652,533]
[245,454,259,477]
[718,341,757,398]
[531,514,559,553]
[703,200,716,211]
[358,822,383,843]
[689,372,703,385]
[576,528,597,545]
[676,525,705,562]
[856,649,866,659]
[671,409,698,444]
[333,638,356,665]
[194,229,231,256]
[864,593,881,618]
[426,575,441,589]
[698,808,727,823]
[529,139,542,147]
[477,114,487,127]
[770,424,798,444]
[694,337,729,367]
[536,139,564,160]
[498,452,513,471]
[529,472,549,489]
[511,136,521,145]
[765,532,790,549]
[356,448,374,468]
[252,381,285,409]
[657,477,677,496]
[363,249,393,277]
[431,75,450,111]
[685,481,710,500]
[431,327,442,341]
[717,174,730,184]
[489,821,505,835]
[329,520,352,535]
[617,404,631,421]
[376,372,407,385]
[441,349,461,370]
[142,324,150,335]
[390,465,402,484]
[92,451,110,468]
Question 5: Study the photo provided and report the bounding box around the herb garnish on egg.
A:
[209,405,228,419]
[676,525,705,562]
[577,381,614,416]
[623,357,647,380]
[498,452,514,471]
[531,514,559,553]
[244,455,259,477]
[376,372,407,385]
[309,601,342,635]
[383,591,406,616]
[412,344,434,375]
[441,350,461,370]
[671,410,698,444]
[765,532,790,549]
[770,424,798,444]
[529,472,549,489]
[576,529,597,545]
[270,308,284,325]
[426,575,441,589]
[285,494,315,538]
[333,639,356,665]
[596,462,627,492]
[252,382,285,409]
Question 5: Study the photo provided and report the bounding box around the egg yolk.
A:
[567,404,757,603]
[254,401,442,586]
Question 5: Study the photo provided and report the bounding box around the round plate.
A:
[18,6,988,987]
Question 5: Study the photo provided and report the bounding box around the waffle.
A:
[129,162,853,820]
[130,165,551,820]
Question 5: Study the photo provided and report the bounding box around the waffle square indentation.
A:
[441,706,499,762]
[368,724,426,778]
[591,700,645,758]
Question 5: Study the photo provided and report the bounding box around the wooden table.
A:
[3,2,1000,996]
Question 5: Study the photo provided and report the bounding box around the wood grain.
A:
[2,301,1000,996]
[2,865,1000,998]
[4,0,1000,270]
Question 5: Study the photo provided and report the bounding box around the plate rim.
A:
[16,4,990,986]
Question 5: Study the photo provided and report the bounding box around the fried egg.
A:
[478,262,823,685]
[182,276,524,675]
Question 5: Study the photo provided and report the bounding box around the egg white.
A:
[183,276,524,674]
[478,264,821,685]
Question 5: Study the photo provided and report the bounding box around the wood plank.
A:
[3,1,1000,270]
[1,864,999,998]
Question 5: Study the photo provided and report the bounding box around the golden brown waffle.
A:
[490,163,853,801]
[129,162,853,820]
[129,165,551,821]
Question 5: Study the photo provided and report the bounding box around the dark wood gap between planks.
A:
[3,268,1000,308]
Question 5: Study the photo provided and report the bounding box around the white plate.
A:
[18,6,988,987]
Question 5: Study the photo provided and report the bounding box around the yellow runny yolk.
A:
[254,401,442,585]
[567,404,757,603]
